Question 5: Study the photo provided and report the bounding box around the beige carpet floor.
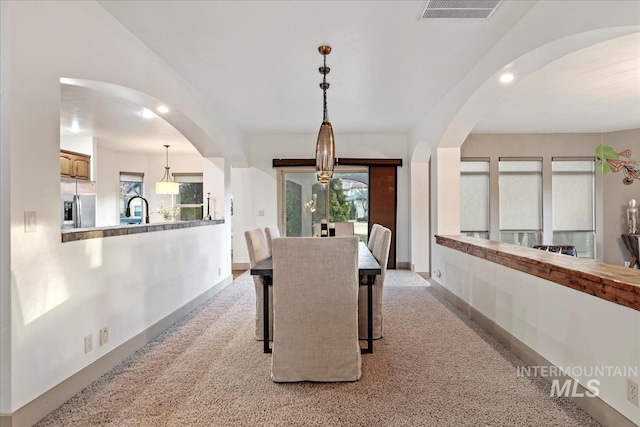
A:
[36,271,601,426]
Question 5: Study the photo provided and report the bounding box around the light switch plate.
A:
[258,210,265,217]
[24,211,37,233]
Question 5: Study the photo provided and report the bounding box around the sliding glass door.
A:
[280,168,369,242]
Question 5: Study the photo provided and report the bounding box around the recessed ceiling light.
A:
[499,73,514,84]
[156,105,169,114]
[69,120,82,133]
[139,108,155,119]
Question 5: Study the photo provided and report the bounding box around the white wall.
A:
[436,147,461,236]
[410,159,430,273]
[0,1,11,414]
[13,224,230,414]
[436,245,640,425]
[203,157,225,220]
[1,1,242,414]
[231,166,255,266]
[237,133,411,265]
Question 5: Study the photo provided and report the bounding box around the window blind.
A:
[499,160,542,230]
[552,160,594,231]
[460,160,489,232]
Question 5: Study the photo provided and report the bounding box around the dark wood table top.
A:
[251,241,382,277]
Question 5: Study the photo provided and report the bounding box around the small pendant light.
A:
[316,45,335,186]
[155,144,180,195]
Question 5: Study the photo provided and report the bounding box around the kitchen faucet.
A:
[125,195,150,224]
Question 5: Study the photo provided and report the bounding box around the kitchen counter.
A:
[61,219,225,242]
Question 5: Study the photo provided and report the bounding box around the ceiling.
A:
[61,1,640,155]
[474,32,640,133]
[60,84,198,154]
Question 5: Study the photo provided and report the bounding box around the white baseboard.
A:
[3,275,233,427]
[427,279,636,427]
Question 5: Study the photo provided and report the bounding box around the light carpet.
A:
[36,271,601,426]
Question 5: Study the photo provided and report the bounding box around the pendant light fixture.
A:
[316,45,335,186]
[155,144,180,195]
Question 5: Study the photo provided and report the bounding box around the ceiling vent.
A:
[420,0,503,20]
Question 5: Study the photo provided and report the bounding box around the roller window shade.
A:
[172,173,203,183]
[499,160,541,230]
[460,161,489,231]
[120,173,143,182]
[552,160,594,231]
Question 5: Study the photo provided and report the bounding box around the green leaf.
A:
[595,144,619,160]
[596,162,611,174]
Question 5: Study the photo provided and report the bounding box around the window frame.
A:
[172,172,204,221]
[119,172,144,225]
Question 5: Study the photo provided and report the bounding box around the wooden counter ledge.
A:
[436,235,640,312]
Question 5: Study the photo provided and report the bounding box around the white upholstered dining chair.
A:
[271,236,361,382]
[264,225,280,255]
[359,225,391,340]
[244,228,273,341]
[367,223,382,251]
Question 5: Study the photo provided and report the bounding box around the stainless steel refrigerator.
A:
[61,179,96,229]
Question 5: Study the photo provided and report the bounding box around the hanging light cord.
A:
[319,49,331,122]
[322,54,328,122]
[162,145,172,181]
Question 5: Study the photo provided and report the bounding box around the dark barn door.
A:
[368,165,397,269]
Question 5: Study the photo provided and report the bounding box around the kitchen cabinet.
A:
[60,150,91,180]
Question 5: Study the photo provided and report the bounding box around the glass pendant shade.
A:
[315,45,335,185]
[316,120,335,185]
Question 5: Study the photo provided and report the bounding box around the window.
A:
[552,158,595,257]
[460,159,489,239]
[499,159,542,247]
[173,173,204,220]
[281,168,369,242]
[120,172,143,225]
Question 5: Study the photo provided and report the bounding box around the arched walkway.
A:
[409,22,640,274]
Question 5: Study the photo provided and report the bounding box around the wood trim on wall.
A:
[338,158,402,167]
[273,159,316,167]
[272,158,402,168]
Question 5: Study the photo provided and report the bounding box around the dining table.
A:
[250,241,382,354]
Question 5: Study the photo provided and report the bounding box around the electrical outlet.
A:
[628,379,639,406]
[218,267,222,276]
[84,334,93,354]
[99,327,109,346]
